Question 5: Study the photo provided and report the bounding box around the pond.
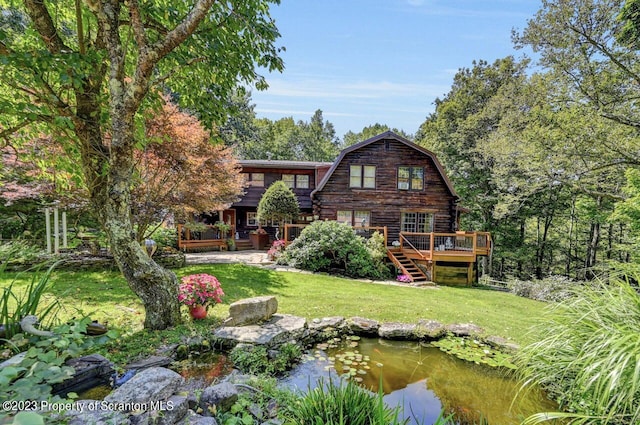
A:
[280,337,557,425]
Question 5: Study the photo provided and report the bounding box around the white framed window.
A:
[337,210,352,224]
[401,211,434,233]
[282,174,295,188]
[336,210,371,227]
[247,212,258,227]
[398,166,424,191]
[296,174,309,189]
[349,165,376,188]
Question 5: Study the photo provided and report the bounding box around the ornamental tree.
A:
[0,1,283,329]
[133,97,245,242]
[256,180,299,235]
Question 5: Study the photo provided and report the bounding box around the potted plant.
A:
[226,238,236,251]
[249,227,270,249]
[178,273,225,319]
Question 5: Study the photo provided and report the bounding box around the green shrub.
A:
[280,221,388,280]
[0,240,47,266]
[290,378,408,425]
[229,342,301,376]
[149,226,178,249]
[508,275,580,302]
[516,277,640,424]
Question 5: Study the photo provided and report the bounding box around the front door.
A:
[223,209,236,238]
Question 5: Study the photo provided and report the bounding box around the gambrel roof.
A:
[311,131,459,199]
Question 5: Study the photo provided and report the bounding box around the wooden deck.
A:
[177,224,234,252]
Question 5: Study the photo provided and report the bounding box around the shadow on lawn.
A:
[177,263,288,305]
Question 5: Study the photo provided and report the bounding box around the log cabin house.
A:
[177,131,491,285]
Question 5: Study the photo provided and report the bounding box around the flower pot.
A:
[189,305,207,320]
[250,232,270,249]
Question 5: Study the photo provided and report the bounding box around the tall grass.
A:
[516,277,640,424]
[0,260,61,339]
[291,378,409,425]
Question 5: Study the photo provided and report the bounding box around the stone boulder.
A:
[214,314,307,348]
[199,382,238,415]
[61,401,128,425]
[223,296,278,326]
[177,411,218,425]
[445,323,484,337]
[104,367,183,408]
[378,322,417,340]
[345,317,379,336]
[415,319,446,340]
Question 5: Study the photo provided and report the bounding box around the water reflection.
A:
[282,337,557,425]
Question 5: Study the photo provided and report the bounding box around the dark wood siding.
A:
[313,138,457,241]
[232,167,317,210]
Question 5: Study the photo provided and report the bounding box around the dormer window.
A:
[349,165,376,189]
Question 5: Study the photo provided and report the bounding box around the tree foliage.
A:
[256,180,299,229]
[133,97,245,241]
[0,0,283,330]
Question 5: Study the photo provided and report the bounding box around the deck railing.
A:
[284,223,387,246]
[177,224,235,251]
[398,231,491,258]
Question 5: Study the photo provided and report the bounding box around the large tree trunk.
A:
[76,97,182,330]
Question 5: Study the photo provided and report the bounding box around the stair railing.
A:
[399,233,428,261]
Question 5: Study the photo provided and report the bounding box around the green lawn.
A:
[1,263,549,347]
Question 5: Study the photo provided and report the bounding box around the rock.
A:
[177,411,218,425]
[214,314,307,347]
[199,382,238,415]
[126,355,172,370]
[308,316,345,331]
[60,400,128,425]
[484,335,519,352]
[415,319,446,339]
[445,323,484,337]
[104,367,184,408]
[378,322,417,340]
[144,395,189,425]
[345,317,379,336]
[50,354,114,397]
[223,296,278,326]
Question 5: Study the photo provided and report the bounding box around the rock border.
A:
[65,303,519,424]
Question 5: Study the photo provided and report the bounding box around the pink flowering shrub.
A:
[267,239,287,261]
[396,274,412,283]
[178,273,224,308]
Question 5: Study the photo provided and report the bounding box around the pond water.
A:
[280,337,557,425]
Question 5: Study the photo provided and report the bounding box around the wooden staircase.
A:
[387,250,429,283]
[234,239,254,251]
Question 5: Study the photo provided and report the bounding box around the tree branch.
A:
[23,0,70,53]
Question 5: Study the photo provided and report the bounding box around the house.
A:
[178,131,491,285]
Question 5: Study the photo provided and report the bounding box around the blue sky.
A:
[250,0,541,139]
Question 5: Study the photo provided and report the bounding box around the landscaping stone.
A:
[445,323,484,337]
[145,395,189,425]
[126,355,172,370]
[104,367,184,408]
[214,314,307,347]
[345,316,379,336]
[52,354,114,397]
[308,316,345,331]
[378,322,417,340]
[199,382,238,414]
[484,335,520,352]
[60,400,128,425]
[223,296,278,326]
[177,411,218,425]
[415,319,446,339]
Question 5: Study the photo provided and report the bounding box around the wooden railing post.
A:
[429,232,435,253]
[473,232,477,255]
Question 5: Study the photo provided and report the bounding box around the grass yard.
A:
[1,263,548,349]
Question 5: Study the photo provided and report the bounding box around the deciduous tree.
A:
[0,0,283,329]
